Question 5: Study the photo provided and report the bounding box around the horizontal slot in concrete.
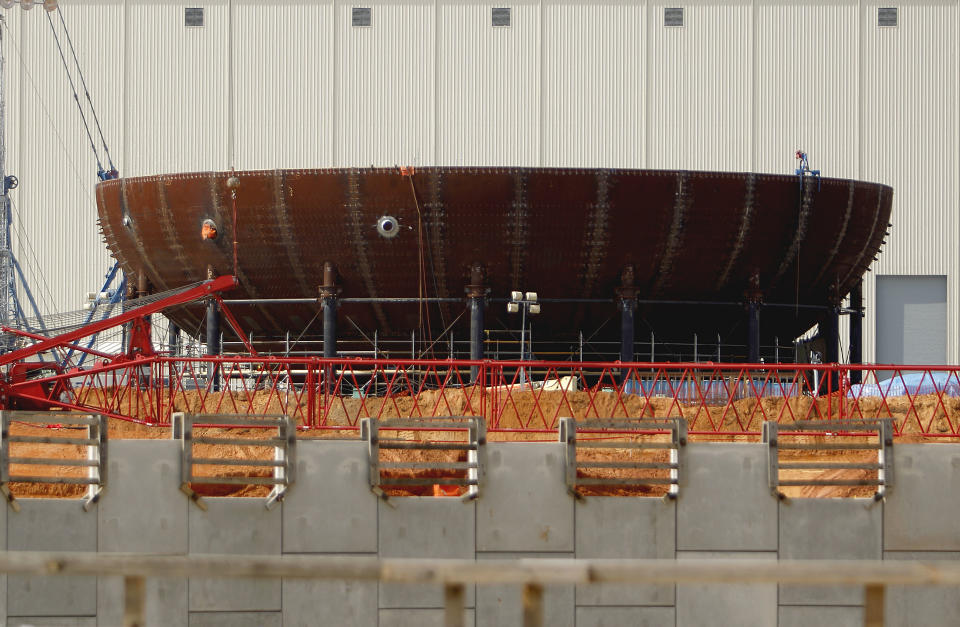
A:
[188,611,282,627]
[379,608,476,627]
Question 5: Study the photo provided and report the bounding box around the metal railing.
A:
[764,418,894,501]
[559,416,686,499]
[362,415,486,500]
[0,410,106,511]
[175,412,296,510]
[11,358,960,438]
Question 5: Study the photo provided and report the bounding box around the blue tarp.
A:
[847,371,960,398]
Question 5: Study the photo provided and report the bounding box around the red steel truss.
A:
[4,356,960,438]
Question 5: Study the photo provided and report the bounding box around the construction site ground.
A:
[7,390,951,500]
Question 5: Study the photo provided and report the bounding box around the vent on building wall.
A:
[664,7,684,27]
[353,7,372,27]
[492,7,511,27]
[184,7,204,27]
[877,7,897,27]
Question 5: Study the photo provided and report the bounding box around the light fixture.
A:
[525,291,537,302]
[43,0,57,11]
[507,302,519,313]
[510,290,522,301]
[529,303,541,315]
[0,0,17,9]
[21,0,36,10]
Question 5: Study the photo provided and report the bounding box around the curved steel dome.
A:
[96,167,892,347]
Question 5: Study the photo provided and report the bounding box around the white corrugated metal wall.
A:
[2,0,957,363]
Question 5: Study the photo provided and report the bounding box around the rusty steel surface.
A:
[95,168,893,343]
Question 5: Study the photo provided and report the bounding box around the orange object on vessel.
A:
[201,222,217,240]
[433,484,460,497]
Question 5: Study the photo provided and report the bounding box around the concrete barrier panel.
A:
[677,444,777,551]
[475,553,574,627]
[282,440,378,553]
[379,497,476,608]
[778,605,864,627]
[379,609,475,627]
[884,551,960,627]
[575,497,675,606]
[98,577,187,627]
[188,498,281,612]
[575,607,676,627]
[282,569,377,627]
[884,444,960,550]
[7,500,97,617]
[477,443,573,552]
[676,551,777,627]
[99,440,187,553]
[779,498,881,605]
[187,611,282,626]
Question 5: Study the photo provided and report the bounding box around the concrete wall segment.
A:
[883,551,960,627]
[884,443,960,551]
[575,606,676,627]
[574,496,675,606]
[476,442,574,552]
[777,605,864,627]
[6,500,97,618]
[378,496,476,608]
[778,497,881,605]
[475,552,574,627]
[187,497,281,612]
[676,443,778,551]
[283,572,378,627]
[282,439,377,554]
[98,439,187,554]
[676,550,778,627]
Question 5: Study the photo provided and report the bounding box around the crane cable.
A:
[55,7,115,174]
[44,9,104,176]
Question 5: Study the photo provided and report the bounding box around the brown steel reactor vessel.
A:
[95,167,893,361]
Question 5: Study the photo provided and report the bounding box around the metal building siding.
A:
[436,0,540,166]
[752,1,859,179]
[645,1,752,171]
[11,3,120,315]
[124,1,230,176]
[859,1,959,362]
[232,1,333,169]
[334,0,435,167]
[541,0,645,168]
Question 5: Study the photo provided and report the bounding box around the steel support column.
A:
[206,298,221,392]
[850,280,863,384]
[616,265,638,384]
[466,263,487,384]
[747,300,760,363]
[746,271,762,363]
[168,321,180,357]
[319,262,340,399]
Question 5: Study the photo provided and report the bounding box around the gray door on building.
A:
[876,275,947,365]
